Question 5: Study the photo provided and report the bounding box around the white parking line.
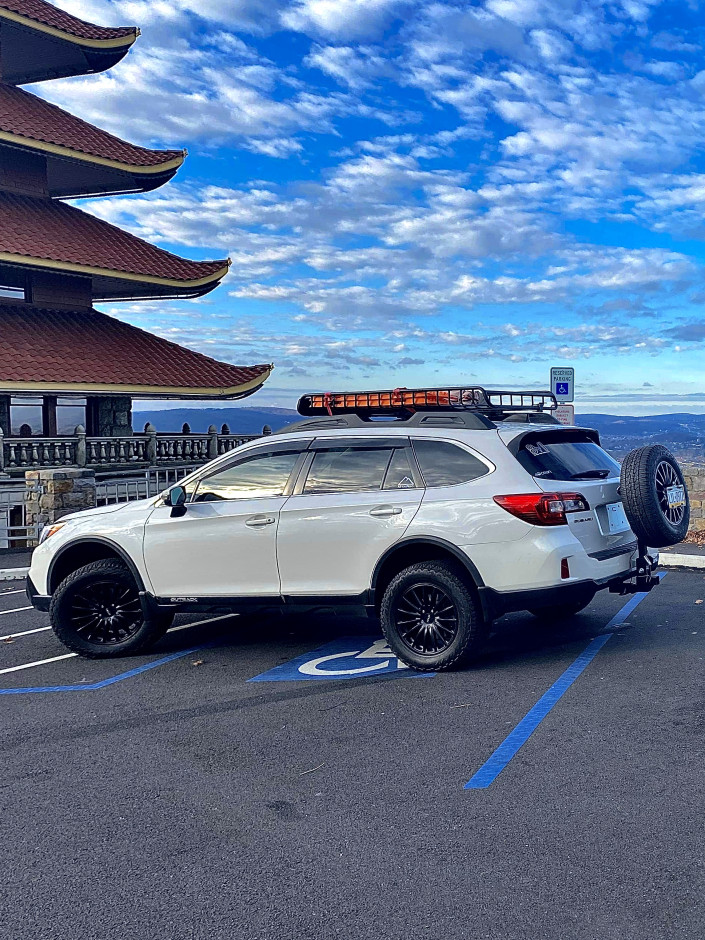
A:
[0,606,32,616]
[0,589,25,596]
[0,653,76,675]
[0,625,51,641]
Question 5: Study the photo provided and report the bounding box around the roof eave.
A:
[0,8,138,49]
[0,368,273,400]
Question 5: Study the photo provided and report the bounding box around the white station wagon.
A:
[27,385,688,671]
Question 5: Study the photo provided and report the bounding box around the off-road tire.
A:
[380,561,487,672]
[50,559,168,659]
[528,595,594,621]
[620,445,689,548]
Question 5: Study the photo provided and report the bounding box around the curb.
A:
[660,553,705,570]
[0,567,29,581]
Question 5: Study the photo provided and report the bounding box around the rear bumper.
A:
[26,574,50,612]
[480,567,646,620]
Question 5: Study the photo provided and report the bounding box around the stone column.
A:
[24,468,97,544]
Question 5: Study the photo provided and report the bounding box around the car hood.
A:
[62,497,156,523]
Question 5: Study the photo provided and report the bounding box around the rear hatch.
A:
[499,425,636,557]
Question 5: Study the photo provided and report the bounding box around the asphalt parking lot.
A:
[1,571,703,940]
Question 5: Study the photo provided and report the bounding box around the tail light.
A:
[493,493,590,526]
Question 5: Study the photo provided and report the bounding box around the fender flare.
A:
[47,535,148,596]
[370,535,486,596]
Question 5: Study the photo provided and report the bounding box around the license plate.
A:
[666,485,686,509]
[606,501,630,534]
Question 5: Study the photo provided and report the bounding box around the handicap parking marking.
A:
[249,636,434,682]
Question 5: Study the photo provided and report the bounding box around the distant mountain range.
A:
[134,407,705,457]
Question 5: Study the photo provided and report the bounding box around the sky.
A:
[40,0,705,414]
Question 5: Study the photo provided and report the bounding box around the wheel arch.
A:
[371,537,485,614]
[48,536,147,595]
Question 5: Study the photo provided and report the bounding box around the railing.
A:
[0,482,36,549]
[0,424,264,474]
[95,466,200,506]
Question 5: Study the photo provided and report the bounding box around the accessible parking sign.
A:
[550,366,574,403]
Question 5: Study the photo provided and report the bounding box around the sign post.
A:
[550,367,575,425]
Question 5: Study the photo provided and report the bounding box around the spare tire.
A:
[620,445,689,547]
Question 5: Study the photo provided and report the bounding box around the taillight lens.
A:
[493,493,590,526]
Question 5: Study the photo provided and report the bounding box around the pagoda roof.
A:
[0,302,273,399]
[0,0,137,84]
[0,193,229,300]
[0,84,184,197]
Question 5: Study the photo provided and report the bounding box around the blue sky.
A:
[44,0,705,413]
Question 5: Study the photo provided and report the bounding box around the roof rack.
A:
[296,386,558,421]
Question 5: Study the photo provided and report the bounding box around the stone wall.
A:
[682,465,705,533]
[25,468,97,538]
[90,396,133,436]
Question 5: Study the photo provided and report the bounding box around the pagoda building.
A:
[0,0,271,440]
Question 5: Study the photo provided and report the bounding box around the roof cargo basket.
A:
[297,386,558,422]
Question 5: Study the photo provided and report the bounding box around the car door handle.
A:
[369,505,403,517]
[245,515,276,527]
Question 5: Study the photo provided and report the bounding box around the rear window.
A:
[515,432,620,482]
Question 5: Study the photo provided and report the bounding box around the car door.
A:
[142,442,307,599]
[277,437,424,598]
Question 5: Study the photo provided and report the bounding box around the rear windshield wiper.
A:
[570,469,611,480]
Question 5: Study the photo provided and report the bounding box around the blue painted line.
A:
[0,645,206,695]
[464,582,662,790]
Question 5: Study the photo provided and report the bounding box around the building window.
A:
[56,398,86,435]
[10,397,43,437]
[9,396,87,437]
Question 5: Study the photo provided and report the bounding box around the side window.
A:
[412,440,488,487]
[383,448,417,490]
[303,447,391,495]
[193,451,300,501]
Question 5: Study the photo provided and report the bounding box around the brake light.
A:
[493,493,590,526]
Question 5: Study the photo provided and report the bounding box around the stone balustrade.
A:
[0,423,264,476]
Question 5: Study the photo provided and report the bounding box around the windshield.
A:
[515,433,620,482]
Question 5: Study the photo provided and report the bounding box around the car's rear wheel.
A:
[50,559,168,658]
[380,561,487,671]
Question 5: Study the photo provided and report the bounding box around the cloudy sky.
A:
[43,0,705,413]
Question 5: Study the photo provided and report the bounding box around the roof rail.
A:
[297,385,558,421]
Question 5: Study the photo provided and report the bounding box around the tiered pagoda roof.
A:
[0,302,272,399]
[0,193,230,299]
[0,0,137,83]
[0,0,271,402]
[0,84,185,196]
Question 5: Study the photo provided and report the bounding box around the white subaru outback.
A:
[27,386,689,672]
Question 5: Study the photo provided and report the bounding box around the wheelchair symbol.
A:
[556,382,569,395]
[297,638,408,676]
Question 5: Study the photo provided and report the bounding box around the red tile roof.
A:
[0,0,135,42]
[0,193,228,286]
[0,85,183,170]
[0,303,272,397]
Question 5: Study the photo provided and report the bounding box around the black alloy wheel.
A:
[380,560,487,671]
[393,582,459,655]
[70,578,143,646]
[50,559,169,658]
[655,459,687,528]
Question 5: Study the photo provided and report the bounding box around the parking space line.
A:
[464,585,661,790]
[0,625,51,641]
[0,606,32,616]
[0,652,76,675]
[0,589,25,596]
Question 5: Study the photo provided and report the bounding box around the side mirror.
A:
[167,485,187,517]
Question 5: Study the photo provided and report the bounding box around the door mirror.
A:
[166,485,187,516]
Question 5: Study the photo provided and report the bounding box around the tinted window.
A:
[194,451,299,501]
[383,448,417,490]
[303,447,391,494]
[516,433,619,482]
[413,440,488,487]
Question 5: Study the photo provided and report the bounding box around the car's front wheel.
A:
[380,561,487,671]
[50,559,168,658]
